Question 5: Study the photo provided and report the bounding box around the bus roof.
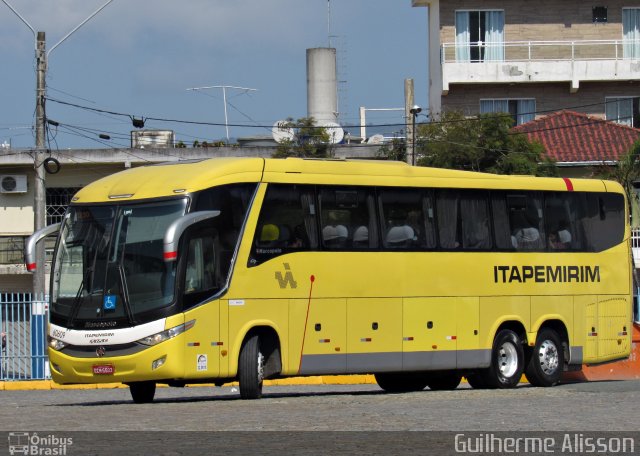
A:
[71,157,619,204]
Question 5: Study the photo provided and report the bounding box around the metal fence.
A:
[0,293,48,381]
[2,231,640,382]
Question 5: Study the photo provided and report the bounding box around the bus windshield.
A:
[51,199,188,328]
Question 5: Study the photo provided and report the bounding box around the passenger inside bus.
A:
[352,225,369,248]
[549,221,572,250]
[512,210,542,250]
[322,224,349,249]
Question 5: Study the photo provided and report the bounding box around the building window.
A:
[592,7,607,23]
[46,187,81,225]
[455,10,504,62]
[623,8,640,59]
[605,97,640,127]
[480,99,535,125]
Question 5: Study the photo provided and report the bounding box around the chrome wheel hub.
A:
[538,339,559,374]
[257,351,265,383]
[498,342,519,378]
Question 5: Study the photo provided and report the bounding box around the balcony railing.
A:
[441,39,640,64]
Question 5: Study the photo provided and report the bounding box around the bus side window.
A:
[579,192,625,252]
[545,192,575,250]
[422,191,437,249]
[460,191,491,249]
[183,228,219,309]
[436,189,460,249]
[249,184,317,266]
[378,187,425,250]
[507,193,545,251]
[492,192,515,250]
[319,186,377,250]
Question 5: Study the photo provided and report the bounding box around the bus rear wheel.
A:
[426,371,462,391]
[374,372,428,393]
[480,329,524,389]
[129,381,156,404]
[238,334,265,399]
[525,328,564,387]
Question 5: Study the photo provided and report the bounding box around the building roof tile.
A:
[512,110,640,163]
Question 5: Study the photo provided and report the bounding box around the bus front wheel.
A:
[129,381,156,404]
[426,371,462,391]
[525,328,564,387]
[238,334,265,399]
[465,372,488,389]
[374,372,428,393]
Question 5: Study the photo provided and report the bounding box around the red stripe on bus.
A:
[164,251,177,260]
[563,177,574,191]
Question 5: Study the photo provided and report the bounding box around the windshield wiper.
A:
[117,263,136,325]
[67,274,87,327]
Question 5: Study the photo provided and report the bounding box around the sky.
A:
[0,0,428,149]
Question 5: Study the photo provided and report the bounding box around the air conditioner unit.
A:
[0,175,28,194]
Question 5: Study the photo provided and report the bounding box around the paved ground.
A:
[0,381,638,455]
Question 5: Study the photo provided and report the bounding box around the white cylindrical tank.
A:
[306,48,338,124]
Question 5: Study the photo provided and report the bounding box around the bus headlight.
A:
[137,320,195,346]
[48,337,68,351]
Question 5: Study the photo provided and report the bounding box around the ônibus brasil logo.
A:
[8,432,73,455]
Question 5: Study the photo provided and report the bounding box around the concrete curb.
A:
[0,375,377,391]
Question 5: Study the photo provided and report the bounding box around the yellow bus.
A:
[26,157,632,403]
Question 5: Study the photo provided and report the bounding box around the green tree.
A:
[415,111,556,176]
[376,136,406,162]
[594,139,640,225]
[273,117,332,158]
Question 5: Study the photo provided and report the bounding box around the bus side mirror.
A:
[163,211,220,262]
[25,223,61,271]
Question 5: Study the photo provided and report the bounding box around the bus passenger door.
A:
[402,297,458,371]
[346,298,402,373]
[292,298,347,375]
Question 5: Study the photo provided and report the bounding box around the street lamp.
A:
[409,105,422,166]
[1,0,116,297]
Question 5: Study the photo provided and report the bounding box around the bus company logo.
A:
[275,263,297,289]
[84,321,117,329]
[8,432,73,455]
[493,265,601,284]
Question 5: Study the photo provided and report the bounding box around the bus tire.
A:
[525,328,564,387]
[465,372,488,389]
[238,334,264,399]
[129,381,156,404]
[426,371,462,391]
[374,372,428,393]
[485,329,524,389]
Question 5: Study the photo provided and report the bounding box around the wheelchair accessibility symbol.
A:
[103,295,117,311]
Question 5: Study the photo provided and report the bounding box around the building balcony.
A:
[441,40,640,94]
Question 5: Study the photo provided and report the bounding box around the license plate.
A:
[93,364,115,375]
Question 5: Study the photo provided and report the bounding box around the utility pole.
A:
[405,78,415,166]
[33,31,47,298]
[2,0,116,297]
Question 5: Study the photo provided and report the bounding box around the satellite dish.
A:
[318,121,344,144]
[272,121,295,143]
[367,134,385,144]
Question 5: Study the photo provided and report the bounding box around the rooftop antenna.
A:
[186,84,257,143]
